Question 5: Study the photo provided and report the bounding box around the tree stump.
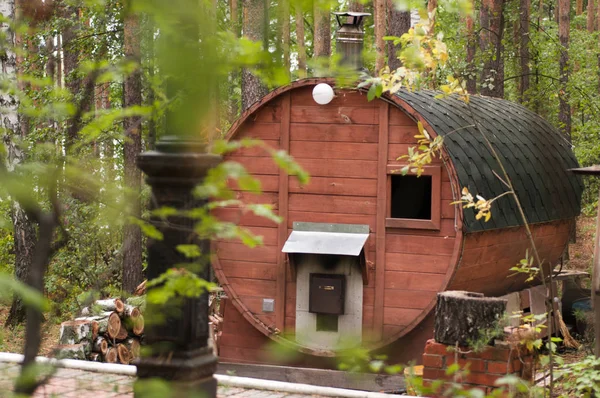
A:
[59,320,95,345]
[434,291,507,346]
[54,344,88,360]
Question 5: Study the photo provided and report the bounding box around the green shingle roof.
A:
[395,91,583,232]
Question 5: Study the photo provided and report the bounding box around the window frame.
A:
[385,165,442,230]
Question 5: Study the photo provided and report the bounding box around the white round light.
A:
[312,83,335,105]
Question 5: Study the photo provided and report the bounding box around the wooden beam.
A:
[216,362,406,392]
[276,92,291,333]
[374,101,389,340]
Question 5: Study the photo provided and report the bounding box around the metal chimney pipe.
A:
[333,12,371,71]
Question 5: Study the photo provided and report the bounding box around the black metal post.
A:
[135,137,221,396]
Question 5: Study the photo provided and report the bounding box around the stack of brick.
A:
[422,339,534,395]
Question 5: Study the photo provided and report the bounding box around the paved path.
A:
[0,362,333,398]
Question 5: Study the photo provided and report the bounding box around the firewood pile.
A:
[55,297,144,364]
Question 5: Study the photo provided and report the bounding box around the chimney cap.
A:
[332,11,371,28]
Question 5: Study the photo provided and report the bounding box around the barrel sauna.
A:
[212,78,583,366]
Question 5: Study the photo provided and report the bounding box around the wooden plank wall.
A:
[380,106,458,341]
[215,87,461,354]
[286,87,380,339]
[450,219,573,296]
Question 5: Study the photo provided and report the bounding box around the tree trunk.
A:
[427,0,438,29]
[589,0,596,32]
[576,0,583,15]
[122,2,143,294]
[1,0,36,328]
[434,291,507,346]
[480,0,505,98]
[281,0,290,78]
[387,0,411,71]
[313,1,331,59]
[597,0,600,94]
[295,3,306,77]
[518,0,530,103]
[228,0,240,121]
[374,0,386,73]
[242,0,268,111]
[62,5,82,150]
[465,0,477,93]
[558,0,571,139]
[145,15,156,150]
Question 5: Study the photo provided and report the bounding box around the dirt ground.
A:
[0,306,61,357]
[565,216,596,275]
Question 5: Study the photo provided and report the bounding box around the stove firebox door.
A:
[309,273,346,315]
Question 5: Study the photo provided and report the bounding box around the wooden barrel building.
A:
[213,78,583,365]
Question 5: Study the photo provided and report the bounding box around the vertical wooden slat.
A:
[276,92,291,332]
[374,102,389,340]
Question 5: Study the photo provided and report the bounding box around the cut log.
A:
[95,298,125,314]
[134,280,146,296]
[104,346,118,363]
[54,344,87,360]
[434,291,507,346]
[93,336,109,356]
[132,314,144,336]
[115,324,128,341]
[72,317,100,340]
[116,344,130,364]
[126,296,146,314]
[123,304,141,319]
[89,352,102,362]
[123,337,141,362]
[97,312,121,339]
[59,320,96,345]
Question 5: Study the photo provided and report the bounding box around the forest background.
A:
[0,0,598,350]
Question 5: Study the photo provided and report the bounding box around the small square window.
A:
[390,175,432,220]
[385,166,442,230]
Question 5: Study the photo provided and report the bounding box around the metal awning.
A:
[282,222,370,256]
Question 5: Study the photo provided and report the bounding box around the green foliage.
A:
[557,355,600,397]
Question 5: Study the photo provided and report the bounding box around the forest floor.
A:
[0,215,596,360]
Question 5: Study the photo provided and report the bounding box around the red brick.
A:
[477,347,511,362]
[464,372,501,387]
[487,361,512,374]
[423,367,448,381]
[424,339,452,356]
[423,354,444,368]
[446,357,485,373]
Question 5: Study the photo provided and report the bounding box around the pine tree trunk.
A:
[465,0,477,93]
[122,2,143,294]
[281,0,290,78]
[229,0,240,121]
[349,1,364,12]
[519,0,530,103]
[576,0,583,15]
[62,5,81,150]
[480,0,505,98]
[145,15,156,150]
[313,1,331,59]
[387,0,411,71]
[295,4,306,77]
[374,0,386,73]
[242,0,268,111]
[558,0,571,139]
[589,0,596,32]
